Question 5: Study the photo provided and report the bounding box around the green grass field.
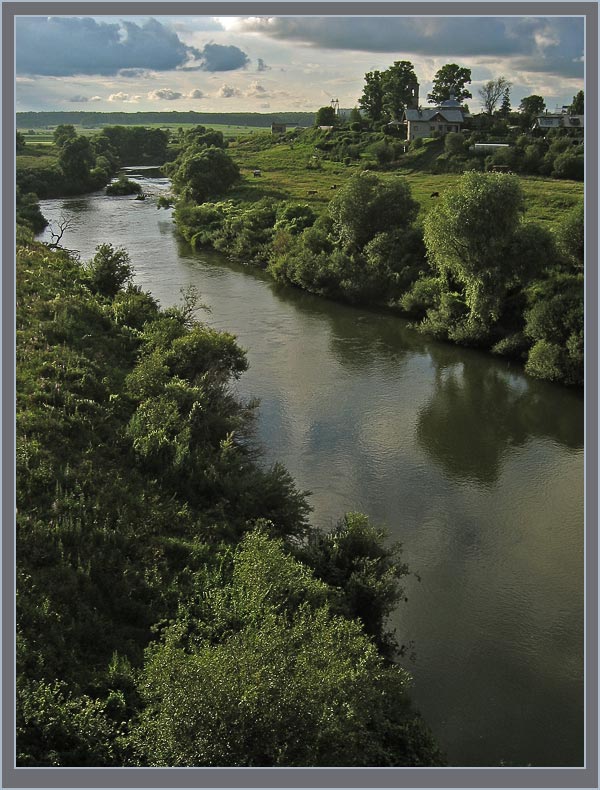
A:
[18,123,269,141]
[16,141,59,171]
[227,132,584,228]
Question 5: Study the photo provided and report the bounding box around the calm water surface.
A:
[38,170,584,768]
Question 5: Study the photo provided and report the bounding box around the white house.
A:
[532,113,584,134]
[402,96,467,141]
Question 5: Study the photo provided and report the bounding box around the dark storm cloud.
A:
[16,16,199,76]
[194,43,250,71]
[118,68,153,78]
[237,16,583,78]
[257,57,270,72]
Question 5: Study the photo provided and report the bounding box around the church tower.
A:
[407,82,419,109]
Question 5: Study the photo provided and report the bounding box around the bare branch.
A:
[47,216,74,249]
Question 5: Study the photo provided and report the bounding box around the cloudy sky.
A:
[15,14,585,113]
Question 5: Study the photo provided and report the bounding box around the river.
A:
[37,169,584,768]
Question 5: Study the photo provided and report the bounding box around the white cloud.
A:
[148,87,183,100]
[187,88,205,99]
[217,84,241,98]
[245,80,268,97]
[108,91,141,103]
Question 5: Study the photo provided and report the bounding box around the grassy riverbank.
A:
[16,228,442,767]
[166,126,583,387]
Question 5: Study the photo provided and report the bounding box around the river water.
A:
[37,169,584,768]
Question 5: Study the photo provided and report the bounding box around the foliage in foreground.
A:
[16,238,442,767]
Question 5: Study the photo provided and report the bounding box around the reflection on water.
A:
[36,183,584,768]
[417,359,583,485]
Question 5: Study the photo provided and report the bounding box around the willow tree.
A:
[423,172,554,340]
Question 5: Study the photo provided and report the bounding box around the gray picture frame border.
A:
[3,2,597,788]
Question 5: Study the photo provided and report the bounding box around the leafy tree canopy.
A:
[328,172,419,251]
[171,146,241,204]
[53,124,77,148]
[359,70,385,122]
[381,61,419,121]
[130,528,442,767]
[423,172,553,332]
[569,90,584,115]
[427,64,472,104]
[518,95,546,120]
[315,106,338,126]
[359,61,417,122]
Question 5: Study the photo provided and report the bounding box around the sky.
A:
[15,14,585,114]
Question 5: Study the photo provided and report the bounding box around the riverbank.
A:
[168,161,583,388]
[17,229,447,766]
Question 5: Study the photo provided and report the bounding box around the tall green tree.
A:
[328,172,419,251]
[569,90,584,114]
[171,146,241,204]
[423,172,554,337]
[499,87,511,117]
[518,95,546,124]
[315,106,337,126]
[58,135,94,183]
[359,70,385,122]
[53,124,77,148]
[427,64,472,104]
[381,61,419,120]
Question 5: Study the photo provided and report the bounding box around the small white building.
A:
[402,96,467,141]
[470,143,510,152]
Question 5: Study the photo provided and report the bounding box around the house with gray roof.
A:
[532,113,584,136]
[401,95,467,141]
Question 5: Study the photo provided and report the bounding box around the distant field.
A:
[16,126,584,229]
[18,123,271,140]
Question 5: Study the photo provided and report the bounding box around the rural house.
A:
[532,113,584,135]
[402,94,467,140]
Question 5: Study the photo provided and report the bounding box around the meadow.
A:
[226,131,584,229]
[16,126,584,231]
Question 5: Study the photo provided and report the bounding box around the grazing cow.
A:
[430,191,440,198]
[330,184,337,190]
[253,169,262,177]
[307,189,317,195]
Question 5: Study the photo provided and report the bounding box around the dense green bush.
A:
[130,529,442,767]
[106,176,142,196]
[17,237,442,766]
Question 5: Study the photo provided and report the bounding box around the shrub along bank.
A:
[16,222,443,767]
[168,131,583,387]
